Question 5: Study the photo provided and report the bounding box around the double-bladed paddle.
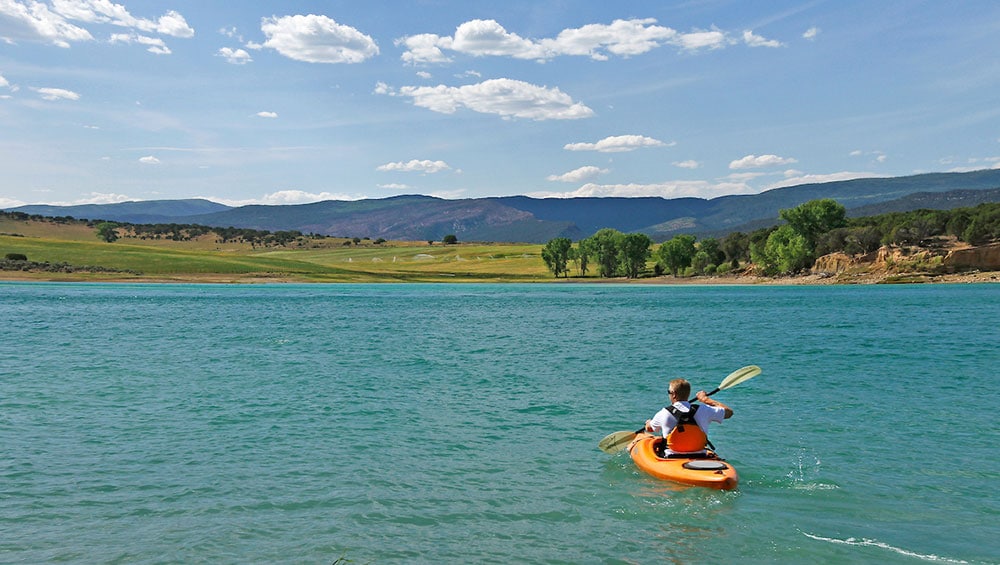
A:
[597,365,761,454]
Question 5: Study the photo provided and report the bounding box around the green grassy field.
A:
[0,218,554,282]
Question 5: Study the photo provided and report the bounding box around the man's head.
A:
[669,378,691,402]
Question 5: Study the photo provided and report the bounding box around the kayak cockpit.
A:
[627,434,738,490]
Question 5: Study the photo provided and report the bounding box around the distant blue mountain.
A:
[8,199,232,224]
[7,170,1000,242]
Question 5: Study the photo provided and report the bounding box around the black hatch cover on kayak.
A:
[682,460,728,471]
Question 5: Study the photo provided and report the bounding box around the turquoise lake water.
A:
[1,282,998,564]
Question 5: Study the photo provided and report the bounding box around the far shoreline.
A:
[1,270,996,285]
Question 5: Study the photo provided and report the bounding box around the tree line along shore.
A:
[541,199,1000,281]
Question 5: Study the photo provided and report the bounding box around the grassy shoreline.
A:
[3,259,995,285]
[2,219,997,285]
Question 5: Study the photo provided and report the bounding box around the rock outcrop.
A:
[942,243,1000,270]
[812,240,1000,275]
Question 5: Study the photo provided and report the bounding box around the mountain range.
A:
[8,169,1000,243]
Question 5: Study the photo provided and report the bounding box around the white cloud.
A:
[206,190,364,206]
[0,0,93,47]
[377,183,412,190]
[564,134,666,152]
[261,14,378,63]
[256,111,277,118]
[765,171,878,189]
[396,33,452,64]
[675,28,728,51]
[255,190,340,204]
[547,165,609,183]
[729,154,798,169]
[941,156,1000,173]
[529,179,758,199]
[674,160,700,169]
[109,32,170,54]
[50,2,193,37]
[727,171,767,183]
[398,18,743,64]
[803,27,820,41]
[377,159,452,173]
[387,78,594,121]
[4,192,136,206]
[449,18,547,59]
[555,18,680,58]
[218,46,252,64]
[425,188,467,199]
[150,9,193,38]
[138,155,160,164]
[742,30,783,48]
[0,196,26,207]
[0,1,192,50]
[33,86,79,100]
[849,149,887,163]
[75,191,132,204]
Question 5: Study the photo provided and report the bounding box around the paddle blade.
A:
[718,365,761,391]
[598,430,640,454]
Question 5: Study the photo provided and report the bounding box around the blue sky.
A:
[2,1,999,208]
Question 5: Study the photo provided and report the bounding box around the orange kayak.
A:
[627,434,739,490]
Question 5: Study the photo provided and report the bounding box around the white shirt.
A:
[649,401,727,454]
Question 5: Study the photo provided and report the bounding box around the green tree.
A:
[963,216,995,245]
[720,231,749,269]
[541,237,573,278]
[589,228,624,277]
[96,222,119,243]
[845,226,882,255]
[888,225,920,246]
[815,227,850,256]
[696,237,725,267]
[691,250,712,275]
[572,238,592,276]
[443,234,458,244]
[779,199,847,250]
[656,234,696,276]
[759,225,812,275]
[618,233,651,278]
[946,210,972,239]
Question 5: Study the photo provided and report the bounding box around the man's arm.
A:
[696,390,733,419]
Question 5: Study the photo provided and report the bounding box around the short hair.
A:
[669,378,691,401]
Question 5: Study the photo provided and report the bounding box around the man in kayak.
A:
[644,378,733,457]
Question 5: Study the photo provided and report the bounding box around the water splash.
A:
[783,449,839,490]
